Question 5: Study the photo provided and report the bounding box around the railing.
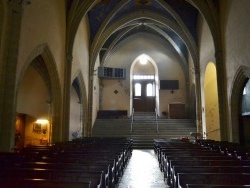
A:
[204,129,220,136]
[155,108,159,134]
[130,108,134,133]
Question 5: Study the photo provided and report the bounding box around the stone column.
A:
[87,75,94,137]
[0,1,25,152]
[215,50,229,141]
[61,54,73,141]
[195,71,203,136]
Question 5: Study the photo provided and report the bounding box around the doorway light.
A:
[36,119,49,124]
[139,54,147,65]
[243,87,246,95]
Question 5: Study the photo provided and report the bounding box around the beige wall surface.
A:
[16,67,50,119]
[92,56,100,125]
[69,85,81,141]
[72,16,90,93]
[100,36,186,116]
[204,63,220,140]
[220,0,250,99]
[18,0,66,90]
[197,14,216,137]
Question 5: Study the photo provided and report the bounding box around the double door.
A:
[133,80,155,112]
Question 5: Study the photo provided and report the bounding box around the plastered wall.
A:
[71,16,90,130]
[69,85,81,141]
[17,67,50,119]
[16,67,50,146]
[220,0,250,91]
[197,14,217,139]
[72,16,90,91]
[204,63,220,140]
[18,0,66,90]
[100,36,186,116]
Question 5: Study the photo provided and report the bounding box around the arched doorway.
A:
[130,54,159,114]
[16,61,51,148]
[204,62,220,140]
[240,79,250,146]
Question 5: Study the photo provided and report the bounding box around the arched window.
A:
[135,83,141,96]
[147,83,153,96]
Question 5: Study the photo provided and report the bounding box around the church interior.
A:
[1,0,250,187]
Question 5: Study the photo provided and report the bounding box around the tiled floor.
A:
[117,149,168,188]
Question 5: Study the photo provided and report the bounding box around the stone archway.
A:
[17,44,62,143]
[130,54,159,116]
[70,71,88,139]
[16,63,50,147]
[231,66,250,143]
[204,62,220,140]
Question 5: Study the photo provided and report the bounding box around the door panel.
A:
[133,80,155,112]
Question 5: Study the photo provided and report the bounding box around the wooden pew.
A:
[172,166,250,188]
[160,150,225,172]
[163,155,233,184]
[1,165,105,188]
[41,155,120,185]
[15,161,112,187]
[158,142,234,171]
[168,160,250,187]
[186,185,250,188]
[177,173,250,188]
[0,138,133,188]
[0,179,92,188]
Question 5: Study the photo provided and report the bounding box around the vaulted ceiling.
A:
[87,0,199,64]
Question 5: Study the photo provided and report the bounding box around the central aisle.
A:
[118,149,168,188]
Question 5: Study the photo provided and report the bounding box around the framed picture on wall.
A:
[33,123,42,132]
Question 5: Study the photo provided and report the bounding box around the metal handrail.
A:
[204,129,220,136]
[155,108,159,134]
[130,108,134,133]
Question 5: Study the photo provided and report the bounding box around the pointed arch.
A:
[230,66,250,143]
[72,70,88,137]
[187,0,228,141]
[204,62,220,140]
[130,54,159,115]
[90,10,198,72]
[17,43,62,143]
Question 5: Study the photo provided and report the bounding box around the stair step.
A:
[93,117,197,149]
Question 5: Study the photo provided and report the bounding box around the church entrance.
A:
[133,75,155,112]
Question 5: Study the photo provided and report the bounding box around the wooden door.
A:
[133,80,155,112]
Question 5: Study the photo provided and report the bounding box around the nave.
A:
[2,137,250,188]
[117,149,167,188]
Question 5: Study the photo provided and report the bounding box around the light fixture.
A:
[139,54,147,65]
[36,119,48,124]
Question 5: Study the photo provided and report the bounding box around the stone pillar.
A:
[87,75,94,137]
[62,54,73,141]
[0,1,25,152]
[215,50,229,141]
[195,71,203,136]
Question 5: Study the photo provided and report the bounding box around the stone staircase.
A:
[92,112,197,149]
